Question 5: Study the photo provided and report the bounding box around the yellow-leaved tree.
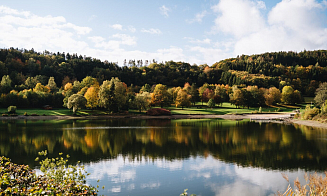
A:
[84,84,100,109]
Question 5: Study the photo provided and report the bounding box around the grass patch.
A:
[165,102,297,115]
[0,102,300,117]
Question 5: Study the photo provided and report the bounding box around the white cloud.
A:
[88,34,137,50]
[141,28,162,35]
[211,0,327,59]
[0,6,92,54]
[160,5,171,17]
[185,37,211,44]
[187,10,207,23]
[212,0,266,37]
[128,25,136,33]
[111,24,123,30]
[0,5,30,17]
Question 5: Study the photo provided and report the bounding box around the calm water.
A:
[0,118,327,196]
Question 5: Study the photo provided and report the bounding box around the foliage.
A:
[67,94,87,114]
[84,85,99,109]
[46,77,58,92]
[146,108,171,116]
[7,105,16,114]
[301,105,320,120]
[314,82,327,107]
[0,152,98,195]
[180,189,196,196]
[278,172,327,196]
[190,83,200,105]
[281,86,301,104]
[175,89,191,109]
[133,92,151,112]
[207,98,215,108]
[151,84,171,108]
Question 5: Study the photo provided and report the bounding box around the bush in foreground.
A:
[0,151,98,195]
[146,108,171,116]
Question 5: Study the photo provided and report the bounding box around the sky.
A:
[1,0,327,66]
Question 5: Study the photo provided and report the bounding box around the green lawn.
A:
[165,102,298,115]
[0,101,301,116]
[0,108,109,116]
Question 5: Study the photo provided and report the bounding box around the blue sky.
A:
[1,0,327,66]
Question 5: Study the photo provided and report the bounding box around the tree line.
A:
[0,72,304,113]
[1,48,327,97]
[1,48,327,111]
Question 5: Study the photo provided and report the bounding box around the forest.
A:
[0,47,327,111]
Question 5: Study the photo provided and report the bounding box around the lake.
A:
[0,118,327,196]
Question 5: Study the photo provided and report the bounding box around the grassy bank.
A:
[0,102,303,116]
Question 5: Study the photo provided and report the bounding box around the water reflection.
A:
[0,119,327,195]
[85,155,317,196]
[0,119,327,171]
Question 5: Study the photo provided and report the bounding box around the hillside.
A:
[1,48,327,96]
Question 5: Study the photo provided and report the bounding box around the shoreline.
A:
[0,113,326,129]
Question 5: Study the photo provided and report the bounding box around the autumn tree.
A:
[67,94,87,114]
[84,85,99,109]
[202,88,214,103]
[314,82,327,107]
[229,86,243,108]
[264,87,281,105]
[151,84,171,108]
[175,89,191,109]
[33,83,50,93]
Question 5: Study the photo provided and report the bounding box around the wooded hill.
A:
[1,48,327,96]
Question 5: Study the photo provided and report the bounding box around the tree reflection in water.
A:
[0,118,326,171]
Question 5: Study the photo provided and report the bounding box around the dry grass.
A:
[278,172,327,196]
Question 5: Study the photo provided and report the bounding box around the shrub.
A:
[30,113,39,116]
[24,112,28,116]
[10,114,18,116]
[0,151,98,195]
[259,107,262,113]
[7,106,16,114]
[301,105,320,120]
[2,114,8,116]
[146,108,171,116]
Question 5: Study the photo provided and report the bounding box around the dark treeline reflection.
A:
[0,119,326,170]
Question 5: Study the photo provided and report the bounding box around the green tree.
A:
[190,83,200,106]
[46,76,58,92]
[67,94,87,114]
[98,80,117,112]
[207,98,215,108]
[0,75,12,93]
[281,86,301,104]
[25,76,39,89]
[140,83,151,93]
[134,92,151,112]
